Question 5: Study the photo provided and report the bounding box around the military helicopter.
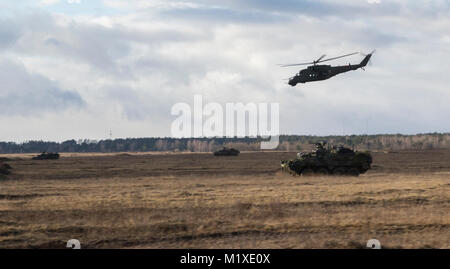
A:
[280,50,375,86]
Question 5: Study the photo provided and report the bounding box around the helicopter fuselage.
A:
[288,53,372,86]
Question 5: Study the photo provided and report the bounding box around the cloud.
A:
[0,18,22,49]
[158,5,287,24]
[0,11,206,79]
[105,0,450,20]
[40,0,60,5]
[0,58,85,116]
[0,1,449,142]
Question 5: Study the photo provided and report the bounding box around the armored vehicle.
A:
[32,152,60,160]
[213,147,240,156]
[0,162,12,175]
[281,141,372,176]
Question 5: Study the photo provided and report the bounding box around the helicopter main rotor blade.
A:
[315,54,326,63]
[316,52,359,63]
[279,52,359,67]
[279,62,315,67]
[280,54,326,67]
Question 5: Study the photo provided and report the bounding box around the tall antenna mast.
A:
[365,118,369,150]
[366,119,369,135]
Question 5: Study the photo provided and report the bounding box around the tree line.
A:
[0,133,448,154]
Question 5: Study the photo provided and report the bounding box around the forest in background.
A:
[0,133,449,154]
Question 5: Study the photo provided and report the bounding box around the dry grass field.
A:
[0,150,449,249]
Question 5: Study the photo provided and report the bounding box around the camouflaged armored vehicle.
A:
[281,141,372,176]
[213,147,240,156]
[0,162,12,175]
[32,152,60,160]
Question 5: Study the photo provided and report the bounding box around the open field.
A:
[0,150,449,248]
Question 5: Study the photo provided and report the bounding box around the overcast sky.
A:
[1,0,449,142]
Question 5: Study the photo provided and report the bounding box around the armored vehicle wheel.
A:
[316,168,329,175]
[347,168,360,176]
[301,168,314,176]
[332,167,347,175]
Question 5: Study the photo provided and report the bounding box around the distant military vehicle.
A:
[0,162,12,175]
[32,152,60,160]
[213,147,240,156]
[281,141,372,176]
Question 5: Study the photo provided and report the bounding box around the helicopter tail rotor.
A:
[360,49,376,56]
[360,49,376,66]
